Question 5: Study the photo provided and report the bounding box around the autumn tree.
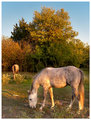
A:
[11,7,78,47]
[32,7,78,43]
[2,37,22,71]
[2,36,32,71]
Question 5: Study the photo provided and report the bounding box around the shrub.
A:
[2,74,11,85]
[2,37,22,71]
[14,74,25,84]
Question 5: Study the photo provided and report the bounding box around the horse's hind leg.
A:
[13,73,15,80]
[68,89,76,109]
[49,87,55,108]
[68,87,78,110]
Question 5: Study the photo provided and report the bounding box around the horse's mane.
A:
[31,67,53,91]
[31,69,43,91]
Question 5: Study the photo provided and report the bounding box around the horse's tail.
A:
[78,70,84,110]
[12,66,14,74]
[14,65,16,72]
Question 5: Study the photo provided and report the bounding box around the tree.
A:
[11,7,78,47]
[2,37,22,71]
[80,44,89,68]
[2,37,32,72]
[31,7,78,44]
[11,18,32,49]
[10,7,89,72]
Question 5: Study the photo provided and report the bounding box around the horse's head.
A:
[28,89,37,108]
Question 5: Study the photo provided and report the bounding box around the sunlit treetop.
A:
[11,7,78,45]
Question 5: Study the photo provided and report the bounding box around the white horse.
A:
[28,66,84,111]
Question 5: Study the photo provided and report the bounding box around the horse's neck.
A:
[32,79,39,93]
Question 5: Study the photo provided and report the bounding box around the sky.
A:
[2,1,90,44]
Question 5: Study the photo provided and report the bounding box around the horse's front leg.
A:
[40,89,48,110]
[49,87,55,108]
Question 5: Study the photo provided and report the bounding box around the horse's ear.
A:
[27,90,31,94]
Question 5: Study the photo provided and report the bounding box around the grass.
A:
[2,69,89,118]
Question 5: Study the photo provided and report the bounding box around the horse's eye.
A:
[29,99,32,101]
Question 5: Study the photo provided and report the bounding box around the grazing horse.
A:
[12,64,19,80]
[28,66,84,111]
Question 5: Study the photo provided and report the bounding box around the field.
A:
[2,69,89,118]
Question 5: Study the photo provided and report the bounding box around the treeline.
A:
[2,7,89,72]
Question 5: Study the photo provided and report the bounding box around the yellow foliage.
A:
[2,74,11,85]
[14,74,25,84]
[2,38,22,69]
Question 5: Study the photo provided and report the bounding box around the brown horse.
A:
[12,64,19,79]
[28,66,84,111]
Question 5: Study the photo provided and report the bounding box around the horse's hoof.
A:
[39,107,43,111]
[66,107,71,111]
[77,110,81,114]
[51,106,55,109]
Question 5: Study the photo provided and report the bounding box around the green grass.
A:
[2,69,89,118]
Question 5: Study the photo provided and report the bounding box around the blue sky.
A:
[2,2,90,44]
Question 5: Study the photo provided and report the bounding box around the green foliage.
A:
[81,44,89,68]
[11,18,32,49]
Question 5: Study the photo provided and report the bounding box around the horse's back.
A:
[46,66,80,88]
[12,64,19,73]
[35,66,82,88]
[38,67,66,88]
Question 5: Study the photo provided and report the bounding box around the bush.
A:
[2,37,22,71]
[14,74,25,84]
[2,74,11,85]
